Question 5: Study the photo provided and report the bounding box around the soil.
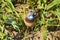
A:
[12,30,60,40]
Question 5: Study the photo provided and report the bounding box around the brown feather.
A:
[25,18,36,23]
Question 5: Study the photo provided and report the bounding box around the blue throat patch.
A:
[26,13,34,21]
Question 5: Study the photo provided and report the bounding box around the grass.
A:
[0,0,60,40]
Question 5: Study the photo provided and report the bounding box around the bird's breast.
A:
[24,18,36,27]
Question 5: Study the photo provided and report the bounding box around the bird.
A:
[23,10,38,28]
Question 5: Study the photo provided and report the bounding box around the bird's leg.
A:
[26,26,33,34]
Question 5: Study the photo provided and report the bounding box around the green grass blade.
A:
[47,0,60,10]
[41,25,48,40]
[43,0,47,3]
[6,0,19,17]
